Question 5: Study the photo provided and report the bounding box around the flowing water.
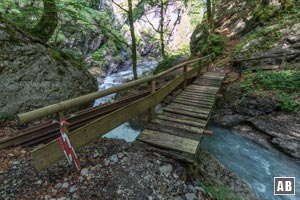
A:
[201,126,300,200]
[94,60,157,142]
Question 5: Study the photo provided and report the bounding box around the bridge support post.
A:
[183,65,187,89]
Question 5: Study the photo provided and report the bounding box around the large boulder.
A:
[0,17,98,121]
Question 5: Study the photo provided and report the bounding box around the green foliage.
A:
[241,69,300,112]
[200,33,226,60]
[153,55,181,75]
[202,185,241,200]
[277,92,300,112]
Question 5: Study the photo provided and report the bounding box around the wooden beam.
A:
[18,55,211,124]
[137,130,199,154]
[32,72,186,171]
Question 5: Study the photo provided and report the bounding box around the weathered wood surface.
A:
[30,55,214,171]
[137,130,199,154]
[32,71,186,171]
[32,70,224,170]
[138,72,225,162]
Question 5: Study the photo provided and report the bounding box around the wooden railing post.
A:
[58,112,69,134]
[148,79,156,120]
[183,65,187,89]
[197,60,202,78]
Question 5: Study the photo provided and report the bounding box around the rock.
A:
[44,194,51,200]
[80,168,89,176]
[159,164,173,176]
[185,193,197,200]
[12,161,20,165]
[54,183,62,189]
[195,150,258,200]
[109,154,118,163]
[0,17,97,121]
[62,182,69,189]
[286,34,300,44]
[117,152,124,159]
[69,185,77,193]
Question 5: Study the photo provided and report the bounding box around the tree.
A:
[31,0,58,42]
[112,0,139,80]
[145,0,168,59]
[206,0,213,34]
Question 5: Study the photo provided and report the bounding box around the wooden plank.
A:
[176,95,215,102]
[187,85,219,90]
[179,94,215,100]
[183,89,217,95]
[146,123,202,141]
[31,72,186,171]
[166,104,211,115]
[184,87,218,92]
[151,119,204,135]
[172,100,214,109]
[180,92,215,98]
[162,112,207,124]
[163,108,209,120]
[137,140,195,163]
[174,98,215,105]
[137,130,199,154]
[156,114,207,127]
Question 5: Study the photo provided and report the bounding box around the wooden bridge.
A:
[16,55,225,171]
[138,72,224,162]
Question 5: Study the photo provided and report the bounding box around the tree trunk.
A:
[160,0,166,59]
[128,0,138,80]
[31,0,58,42]
[207,0,213,34]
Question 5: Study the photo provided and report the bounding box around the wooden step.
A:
[176,95,215,101]
[167,104,211,115]
[146,123,203,141]
[203,72,225,78]
[151,119,204,135]
[180,93,216,99]
[172,100,214,109]
[156,114,207,128]
[180,92,215,98]
[174,98,215,105]
[187,85,219,91]
[163,112,207,124]
[137,130,199,154]
[163,106,210,118]
[163,107,209,120]
[184,88,217,95]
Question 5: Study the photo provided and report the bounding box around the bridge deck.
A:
[137,72,225,162]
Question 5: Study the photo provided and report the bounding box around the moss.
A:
[200,33,226,60]
[153,55,182,75]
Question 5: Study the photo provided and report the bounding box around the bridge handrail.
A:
[17,55,211,124]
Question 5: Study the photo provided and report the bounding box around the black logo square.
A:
[274,177,295,195]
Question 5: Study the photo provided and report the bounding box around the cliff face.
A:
[0,17,98,121]
[190,0,259,55]
[190,0,300,65]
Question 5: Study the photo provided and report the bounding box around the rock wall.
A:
[190,0,259,55]
[0,17,98,121]
[213,82,300,159]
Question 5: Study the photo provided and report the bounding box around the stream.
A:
[201,126,300,200]
[94,62,300,200]
[94,60,157,142]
